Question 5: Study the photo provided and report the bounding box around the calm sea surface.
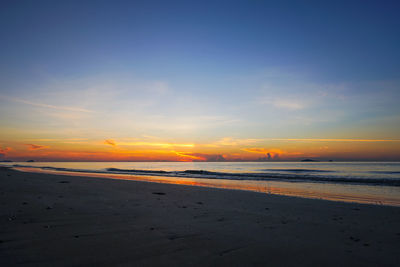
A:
[2,161,400,206]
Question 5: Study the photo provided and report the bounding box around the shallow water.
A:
[3,161,400,206]
[5,161,400,185]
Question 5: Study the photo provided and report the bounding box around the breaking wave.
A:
[9,164,400,186]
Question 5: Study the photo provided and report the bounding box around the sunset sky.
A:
[1,0,400,161]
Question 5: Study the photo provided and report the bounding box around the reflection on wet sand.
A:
[15,167,400,206]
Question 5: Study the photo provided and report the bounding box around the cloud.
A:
[265,138,400,142]
[136,115,240,133]
[205,137,260,147]
[259,97,305,110]
[243,147,305,160]
[26,138,88,142]
[116,141,194,148]
[104,137,195,148]
[175,152,226,162]
[104,139,117,146]
[243,147,284,155]
[0,146,12,157]
[257,153,279,161]
[24,138,89,144]
[0,95,94,113]
[24,144,49,150]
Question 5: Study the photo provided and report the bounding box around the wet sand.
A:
[1,167,399,266]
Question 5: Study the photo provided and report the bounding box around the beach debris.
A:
[152,192,166,195]
[58,181,70,183]
[46,206,52,210]
[22,202,28,205]
[196,201,203,205]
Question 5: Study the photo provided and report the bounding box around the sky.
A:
[1,0,400,161]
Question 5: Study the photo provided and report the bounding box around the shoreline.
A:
[1,168,400,266]
[12,166,400,207]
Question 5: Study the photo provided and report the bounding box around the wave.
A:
[11,164,400,187]
[258,169,334,173]
[369,171,400,174]
[106,168,168,174]
[12,164,105,174]
[106,168,400,186]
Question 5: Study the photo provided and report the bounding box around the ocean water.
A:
[2,161,400,206]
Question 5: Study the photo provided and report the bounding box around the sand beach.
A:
[0,167,399,266]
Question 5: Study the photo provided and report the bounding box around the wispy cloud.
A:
[0,95,94,113]
[24,144,49,150]
[205,137,260,147]
[118,141,194,148]
[265,138,400,142]
[260,98,305,110]
[174,152,226,162]
[243,147,285,155]
[103,138,194,148]
[26,138,89,142]
[104,139,117,146]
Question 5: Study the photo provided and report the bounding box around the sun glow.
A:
[2,135,399,162]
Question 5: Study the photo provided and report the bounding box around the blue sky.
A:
[2,0,399,83]
[1,0,400,161]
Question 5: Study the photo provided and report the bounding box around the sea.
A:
[2,161,400,206]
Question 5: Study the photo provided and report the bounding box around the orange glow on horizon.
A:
[1,137,399,161]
